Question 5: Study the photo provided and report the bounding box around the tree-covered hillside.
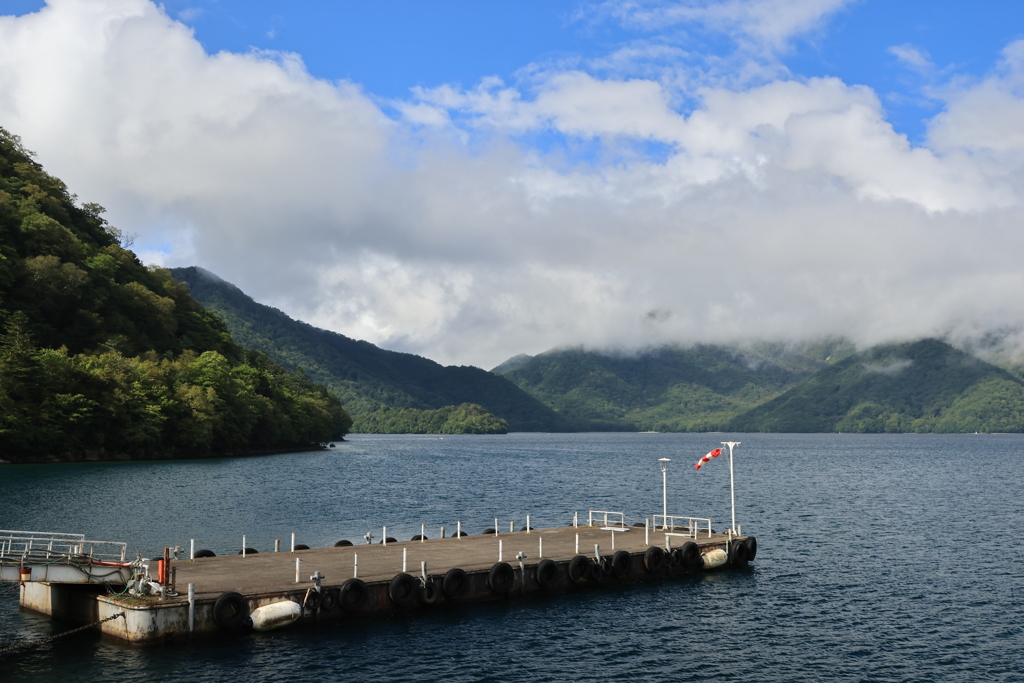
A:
[496,343,833,431]
[0,128,350,462]
[169,266,573,433]
[727,339,1024,433]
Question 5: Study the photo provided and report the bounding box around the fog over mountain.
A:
[3,1,1024,369]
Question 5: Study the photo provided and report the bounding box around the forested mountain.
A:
[497,338,1024,433]
[169,266,574,433]
[726,338,1024,433]
[494,342,849,431]
[0,127,350,462]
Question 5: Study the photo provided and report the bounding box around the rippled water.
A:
[2,433,1022,682]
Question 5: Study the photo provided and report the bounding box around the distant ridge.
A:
[495,343,829,431]
[170,267,574,433]
[495,337,1024,433]
[727,338,1024,433]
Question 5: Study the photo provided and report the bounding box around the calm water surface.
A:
[1,433,1022,682]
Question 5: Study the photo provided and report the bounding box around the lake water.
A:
[1,433,1022,682]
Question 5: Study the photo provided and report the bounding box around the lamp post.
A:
[721,441,741,534]
[658,458,671,530]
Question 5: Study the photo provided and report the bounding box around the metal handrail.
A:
[650,515,713,538]
[587,510,629,528]
[0,530,127,564]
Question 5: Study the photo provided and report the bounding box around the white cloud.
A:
[928,40,1024,157]
[595,0,853,52]
[888,43,933,70]
[2,0,1024,371]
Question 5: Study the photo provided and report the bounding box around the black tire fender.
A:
[611,550,631,578]
[237,547,258,555]
[194,549,216,558]
[451,530,468,537]
[488,562,515,593]
[730,539,749,565]
[443,568,469,598]
[321,589,339,611]
[536,558,558,588]
[389,572,418,606]
[568,554,592,584]
[680,541,700,568]
[644,546,665,572]
[334,540,353,547]
[420,579,442,605]
[744,536,757,560]
[378,538,398,544]
[339,578,368,611]
[294,544,310,551]
[411,534,428,541]
[212,591,249,631]
[304,590,321,611]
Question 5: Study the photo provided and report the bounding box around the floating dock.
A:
[4,513,757,645]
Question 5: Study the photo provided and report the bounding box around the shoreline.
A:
[0,442,344,465]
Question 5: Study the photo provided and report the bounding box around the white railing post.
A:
[539,537,543,558]
[190,539,194,560]
[403,547,407,572]
[295,558,300,583]
[291,532,296,552]
[383,526,387,546]
[526,515,531,533]
[421,523,425,542]
[494,518,499,536]
[354,553,358,578]
[242,536,247,558]
[575,533,579,554]
[188,583,195,632]
[457,520,462,539]
[645,519,650,546]
[499,539,503,562]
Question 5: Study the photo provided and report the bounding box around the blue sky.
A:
[3,1,1024,367]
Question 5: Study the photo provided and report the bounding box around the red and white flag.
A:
[694,448,722,471]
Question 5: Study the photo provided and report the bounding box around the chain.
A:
[0,582,22,597]
[0,612,125,655]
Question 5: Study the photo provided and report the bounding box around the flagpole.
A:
[722,441,740,533]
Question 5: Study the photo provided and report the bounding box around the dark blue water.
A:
[2,433,1022,682]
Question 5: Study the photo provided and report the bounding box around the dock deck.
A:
[176,524,723,597]
[15,523,757,644]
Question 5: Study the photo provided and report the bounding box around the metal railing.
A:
[0,530,128,565]
[650,515,713,538]
[587,510,631,529]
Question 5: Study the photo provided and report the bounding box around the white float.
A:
[248,600,302,631]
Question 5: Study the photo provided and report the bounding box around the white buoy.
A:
[249,600,302,631]
[701,548,728,569]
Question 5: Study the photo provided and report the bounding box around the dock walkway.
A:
[175,525,721,598]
